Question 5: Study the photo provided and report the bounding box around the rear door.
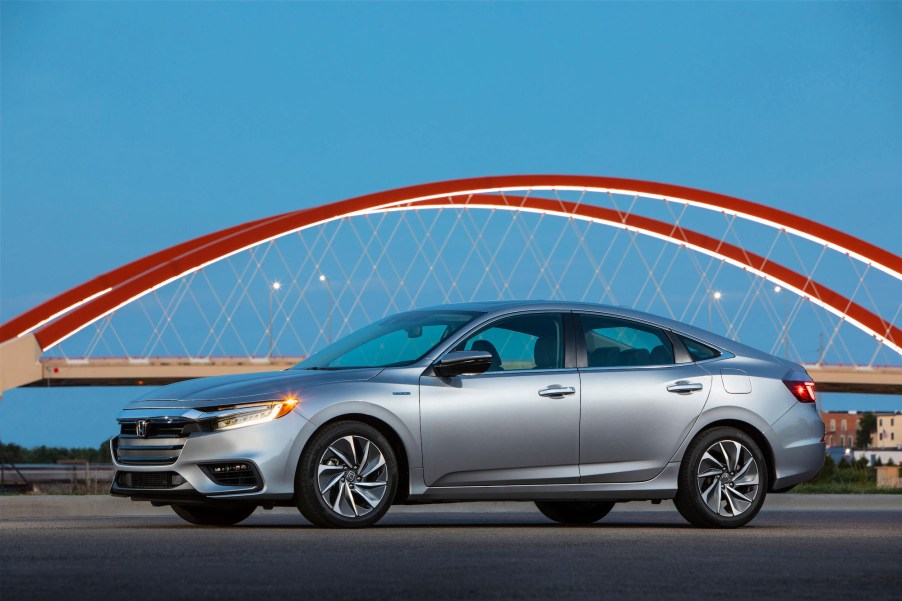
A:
[576,313,711,483]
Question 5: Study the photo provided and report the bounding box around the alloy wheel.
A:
[317,434,388,518]
[695,439,760,517]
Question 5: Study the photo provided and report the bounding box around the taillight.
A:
[783,379,816,403]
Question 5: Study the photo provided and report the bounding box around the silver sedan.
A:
[110,301,825,528]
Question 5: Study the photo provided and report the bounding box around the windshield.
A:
[294,309,483,370]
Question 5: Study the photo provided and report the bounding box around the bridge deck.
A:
[17,357,902,395]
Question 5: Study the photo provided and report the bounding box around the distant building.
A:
[871,412,902,450]
[821,411,862,449]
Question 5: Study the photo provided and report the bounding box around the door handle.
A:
[538,385,576,397]
[667,381,704,394]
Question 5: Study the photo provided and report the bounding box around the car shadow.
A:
[125,518,704,530]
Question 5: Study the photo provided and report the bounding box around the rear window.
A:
[678,335,721,362]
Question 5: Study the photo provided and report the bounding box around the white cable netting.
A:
[47,189,901,367]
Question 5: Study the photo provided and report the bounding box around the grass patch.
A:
[792,454,902,494]
[793,482,902,494]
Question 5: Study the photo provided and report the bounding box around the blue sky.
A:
[2,2,901,446]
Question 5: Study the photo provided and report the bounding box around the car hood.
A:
[125,368,382,409]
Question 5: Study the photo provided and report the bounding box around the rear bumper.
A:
[769,402,826,490]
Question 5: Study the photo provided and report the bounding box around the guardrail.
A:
[1,463,114,493]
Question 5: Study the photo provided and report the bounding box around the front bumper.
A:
[110,410,310,504]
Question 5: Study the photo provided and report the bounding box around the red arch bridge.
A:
[2,175,901,395]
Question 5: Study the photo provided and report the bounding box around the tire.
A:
[171,503,255,526]
[296,420,398,528]
[535,500,615,524]
[674,426,768,528]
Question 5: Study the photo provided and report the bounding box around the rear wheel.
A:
[296,421,398,528]
[171,504,255,526]
[674,427,768,528]
[535,500,615,524]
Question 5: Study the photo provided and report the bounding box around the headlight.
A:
[201,398,299,432]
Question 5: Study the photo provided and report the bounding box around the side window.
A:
[580,314,674,368]
[677,335,721,362]
[455,313,564,372]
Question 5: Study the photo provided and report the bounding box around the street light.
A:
[709,291,721,330]
[268,281,281,358]
[320,274,334,345]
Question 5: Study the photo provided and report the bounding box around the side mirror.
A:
[433,350,493,377]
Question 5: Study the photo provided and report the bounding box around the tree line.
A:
[1,441,112,464]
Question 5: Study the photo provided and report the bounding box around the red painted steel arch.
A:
[398,194,901,355]
[1,176,899,354]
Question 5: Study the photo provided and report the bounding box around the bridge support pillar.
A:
[0,333,42,397]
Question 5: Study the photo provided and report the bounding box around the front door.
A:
[420,312,581,487]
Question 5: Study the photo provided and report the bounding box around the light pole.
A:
[269,281,281,358]
[774,285,788,359]
[320,274,334,345]
[709,291,721,331]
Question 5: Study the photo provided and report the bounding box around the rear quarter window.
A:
[678,335,721,362]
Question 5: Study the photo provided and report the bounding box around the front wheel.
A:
[295,421,398,528]
[674,427,768,528]
[535,500,615,524]
[171,504,255,526]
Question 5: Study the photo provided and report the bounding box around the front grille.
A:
[113,436,184,466]
[116,471,184,489]
[120,420,190,438]
[201,463,261,488]
[115,419,192,465]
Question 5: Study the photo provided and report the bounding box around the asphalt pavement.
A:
[1,497,900,600]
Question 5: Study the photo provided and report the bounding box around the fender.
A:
[669,404,777,467]
[296,399,423,470]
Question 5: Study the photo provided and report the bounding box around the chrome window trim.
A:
[453,366,579,377]
[691,353,735,365]
[575,309,677,332]
[577,363,688,373]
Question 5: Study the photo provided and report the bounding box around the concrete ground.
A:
[1,495,900,600]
